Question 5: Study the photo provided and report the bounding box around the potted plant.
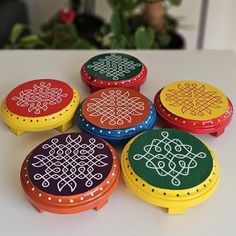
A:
[97,0,185,49]
[4,0,185,49]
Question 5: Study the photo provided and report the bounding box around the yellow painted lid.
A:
[160,81,228,121]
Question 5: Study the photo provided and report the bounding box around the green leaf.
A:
[134,26,155,49]
[19,34,44,49]
[151,40,159,49]
[73,39,96,49]
[126,35,135,48]
[100,24,111,35]
[20,34,39,43]
[164,14,178,31]
[108,0,141,11]
[158,33,172,48]
[52,23,79,48]
[168,0,182,6]
[110,35,127,49]
[110,8,127,35]
[10,24,25,44]
[4,44,13,49]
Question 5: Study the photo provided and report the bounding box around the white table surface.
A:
[0,50,236,236]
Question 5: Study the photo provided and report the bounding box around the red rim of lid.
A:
[82,87,151,129]
[5,79,74,117]
[154,89,233,132]
[81,63,147,88]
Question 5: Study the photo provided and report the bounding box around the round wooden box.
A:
[81,53,147,92]
[154,81,233,136]
[20,132,120,214]
[121,129,219,214]
[1,79,80,135]
[75,87,157,143]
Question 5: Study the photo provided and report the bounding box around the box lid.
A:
[76,100,156,142]
[1,79,80,132]
[160,81,229,120]
[154,81,233,135]
[76,87,157,142]
[21,132,120,214]
[121,129,219,214]
[81,53,147,89]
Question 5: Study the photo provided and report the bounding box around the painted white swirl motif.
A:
[87,53,141,80]
[12,82,68,114]
[87,90,145,126]
[31,135,108,192]
[133,131,206,186]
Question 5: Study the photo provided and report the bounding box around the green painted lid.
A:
[128,129,213,190]
[85,53,142,81]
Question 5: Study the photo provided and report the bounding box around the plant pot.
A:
[160,31,186,49]
[74,13,104,47]
[143,1,165,30]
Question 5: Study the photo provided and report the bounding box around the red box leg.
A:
[211,128,225,137]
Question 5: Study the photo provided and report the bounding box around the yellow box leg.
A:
[56,120,73,133]
[9,127,25,136]
[168,207,185,215]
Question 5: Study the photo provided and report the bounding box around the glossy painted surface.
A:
[76,88,157,143]
[81,53,147,91]
[21,133,120,214]
[154,88,233,136]
[121,130,219,214]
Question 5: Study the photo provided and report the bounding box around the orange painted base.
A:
[21,141,120,214]
[26,173,119,214]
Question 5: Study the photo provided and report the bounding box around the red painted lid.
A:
[6,79,74,117]
[82,87,151,129]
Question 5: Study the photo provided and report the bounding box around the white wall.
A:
[22,0,68,29]
[204,0,236,50]
[168,0,201,49]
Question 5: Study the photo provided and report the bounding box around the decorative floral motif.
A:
[133,131,206,186]
[31,135,108,192]
[87,53,141,80]
[12,82,67,114]
[165,83,223,116]
[86,90,145,126]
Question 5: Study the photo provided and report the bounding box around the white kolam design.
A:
[133,131,207,186]
[87,90,145,126]
[12,82,68,114]
[31,135,109,192]
[86,53,141,80]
